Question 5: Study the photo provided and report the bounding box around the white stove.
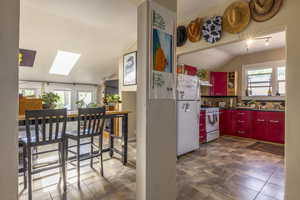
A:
[203,107,220,142]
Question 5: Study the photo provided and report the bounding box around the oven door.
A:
[206,111,219,133]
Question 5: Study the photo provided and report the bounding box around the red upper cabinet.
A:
[210,72,228,96]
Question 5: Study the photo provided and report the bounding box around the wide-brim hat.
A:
[187,18,203,43]
[177,26,187,47]
[249,0,283,22]
[202,16,223,44]
[223,1,251,34]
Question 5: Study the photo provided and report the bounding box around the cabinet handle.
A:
[257,119,265,122]
[238,120,245,123]
[237,113,245,115]
[269,120,279,123]
[237,130,245,134]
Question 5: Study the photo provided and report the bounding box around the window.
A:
[19,88,36,97]
[78,91,93,106]
[54,90,72,110]
[243,61,286,98]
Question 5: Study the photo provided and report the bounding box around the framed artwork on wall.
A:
[123,51,137,86]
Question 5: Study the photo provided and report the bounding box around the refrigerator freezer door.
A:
[177,75,200,100]
[177,101,200,156]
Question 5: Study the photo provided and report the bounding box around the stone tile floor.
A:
[19,136,284,200]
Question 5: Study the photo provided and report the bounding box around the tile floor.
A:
[19,136,285,200]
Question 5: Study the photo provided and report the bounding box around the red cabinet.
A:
[252,111,268,141]
[210,72,228,96]
[234,110,252,138]
[199,111,206,143]
[267,112,285,144]
[219,109,227,135]
[220,109,285,144]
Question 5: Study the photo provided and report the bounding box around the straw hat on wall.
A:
[249,0,284,22]
[223,1,251,34]
[187,18,203,43]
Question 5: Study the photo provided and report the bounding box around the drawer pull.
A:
[269,120,279,123]
[257,119,265,122]
[237,130,246,134]
[237,113,245,115]
[238,120,245,123]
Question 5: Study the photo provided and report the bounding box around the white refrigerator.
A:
[176,74,200,156]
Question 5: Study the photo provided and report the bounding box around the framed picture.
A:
[123,51,137,86]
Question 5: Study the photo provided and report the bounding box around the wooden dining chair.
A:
[23,109,67,200]
[65,107,106,184]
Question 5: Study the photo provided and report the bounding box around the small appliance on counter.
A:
[176,74,200,156]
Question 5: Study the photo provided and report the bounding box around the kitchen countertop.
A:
[220,107,285,112]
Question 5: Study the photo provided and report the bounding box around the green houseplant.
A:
[103,94,122,111]
[41,92,60,109]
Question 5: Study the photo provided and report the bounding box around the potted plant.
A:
[103,94,122,111]
[75,99,86,109]
[41,92,60,109]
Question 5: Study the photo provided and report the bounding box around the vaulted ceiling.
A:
[178,31,286,70]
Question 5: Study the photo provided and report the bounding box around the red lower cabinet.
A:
[199,111,206,143]
[266,112,285,144]
[219,109,227,135]
[252,111,268,141]
[220,109,285,144]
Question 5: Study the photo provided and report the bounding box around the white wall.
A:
[0,0,19,199]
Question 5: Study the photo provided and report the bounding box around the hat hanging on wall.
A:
[202,16,223,44]
[223,1,251,34]
[249,0,283,22]
[177,26,187,47]
[187,18,203,43]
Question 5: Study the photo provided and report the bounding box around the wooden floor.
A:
[19,136,285,200]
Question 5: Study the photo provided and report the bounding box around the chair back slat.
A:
[42,117,46,142]
[77,107,106,137]
[49,116,53,140]
[25,109,67,145]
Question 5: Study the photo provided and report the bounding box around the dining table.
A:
[18,110,130,165]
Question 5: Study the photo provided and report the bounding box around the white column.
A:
[136,0,177,200]
[0,0,19,199]
[285,0,300,199]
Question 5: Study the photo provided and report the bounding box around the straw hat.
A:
[177,26,187,47]
[223,1,251,34]
[187,18,203,43]
[249,0,283,22]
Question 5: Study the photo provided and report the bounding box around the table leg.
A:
[109,118,114,158]
[122,114,128,165]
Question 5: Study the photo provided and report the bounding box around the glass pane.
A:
[247,68,272,75]
[54,90,71,110]
[248,74,272,83]
[78,92,92,106]
[250,82,271,87]
[278,81,286,95]
[248,87,270,96]
[55,91,65,109]
[23,89,36,97]
[277,66,286,81]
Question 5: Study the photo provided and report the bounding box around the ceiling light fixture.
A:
[49,50,81,76]
[246,38,254,46]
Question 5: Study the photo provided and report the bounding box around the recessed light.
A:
[49,50,81,76]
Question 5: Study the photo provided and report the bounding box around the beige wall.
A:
[217,48,286,96]
[0,0,19,199]
[118,42,137,139]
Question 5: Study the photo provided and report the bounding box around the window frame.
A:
[242,60,286,100]
[77,90,95,107]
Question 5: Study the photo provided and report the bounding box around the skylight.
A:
[49,50,81,75]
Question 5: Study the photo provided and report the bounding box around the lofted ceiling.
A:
[19,0,138,84]
[178,31,286,70]
[19,0,248,84]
